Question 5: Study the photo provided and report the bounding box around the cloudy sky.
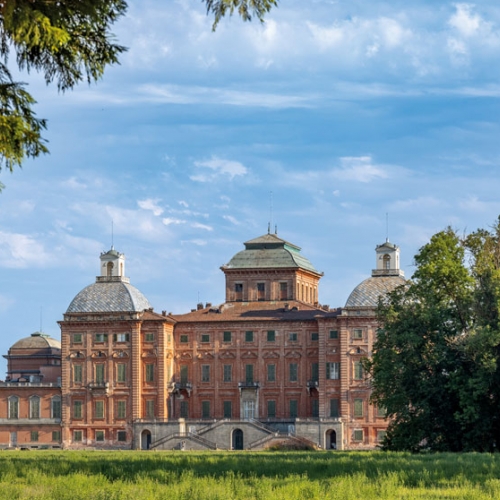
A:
[1,0,500,375]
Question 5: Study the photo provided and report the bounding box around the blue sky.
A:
[1,0,500,376]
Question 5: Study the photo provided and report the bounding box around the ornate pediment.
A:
[91,351,107,358]
[112,351,129,359]
[263,351,280,359]
[197,351,215,359]
[284,350,302,359]
[141,350,157,358]
[241,351,258,359]
[219,351,236,359]
[69,351,85,359]
[347,346,368,356]
[307,349,318,357]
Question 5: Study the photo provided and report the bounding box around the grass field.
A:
[1,450,499,499]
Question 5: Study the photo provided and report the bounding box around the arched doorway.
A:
[141,430,152,450]
[326,429,337,450]
[232,429,244,450]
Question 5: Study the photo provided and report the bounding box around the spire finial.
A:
[386,213,389,242]
[111,220,114,250]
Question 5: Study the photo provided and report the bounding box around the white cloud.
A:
[138,198,164,216]
[0,232,53,269]
[61,177,88,190]
[333,157,389,183]
[192,156,248,182]
[191,222,213,231]
[182,239,207,246]
[179,200,189,208]
[448,4,483,37]
[162,217,186,226]
[389,196,444,212]
[223,215,240,225]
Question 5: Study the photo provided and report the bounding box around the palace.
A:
[0,231,405,450]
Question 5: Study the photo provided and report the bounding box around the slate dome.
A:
[345,275,406,308]
[66,280,151,313]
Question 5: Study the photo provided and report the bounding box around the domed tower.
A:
[220,231,323,305]
[345,239,405,308]
[4,332,61,383]
[59,247,175,450]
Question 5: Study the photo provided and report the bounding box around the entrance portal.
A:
[141,430,152,450]
[326,429,337,450]
[232,429,244,450]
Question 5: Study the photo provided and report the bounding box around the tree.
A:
[367,220,500,452]
[0,0,278,190]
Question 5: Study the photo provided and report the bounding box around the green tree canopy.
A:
[368,219,500,452]
[0,0,278,190]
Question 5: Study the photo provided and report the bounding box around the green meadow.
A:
[1,451,499,499]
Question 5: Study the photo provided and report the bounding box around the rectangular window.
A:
[354,361,364,380]
[95,364,105,383]
[289,363,298,382]
[267,364,276,382]
[117,431,127,442]
[51,398,62,419]
[202,400,210,419]
[114,333,129,342]
[223,331,232,342]
[267,400,276,418]
[329,330,339,339]
[223,364,232,382]
[289,400,298,418]
[73,400,83,419]
[235,283,243,301]
[353,429,364,441]
[146,400,155,418]
[311,332,319,341]
[180,365,188,384]
[73,333,83,344]
[8,397,19,419]
[95,430,105,442]
[180,401,188,418]
[326,362,340,380]
[180,334,188,343]
[311,362,319,382]
[30,431,39,442]
[353,329,363,339]
[377,406,387,418]
[354,399,364,417]
[267,330,276,342]
[289,332,298,342]
[73,430,83,442]
[94,333,107,343]
[145,363,154,382]
[201,365,210,382]
[95,400,104,419]
[73,364,83,383]
[280,282,288,300]
[223,401,232,419]
[116,401,126,419]
[257,282,265,300]
[245,331,254,342]
[145,333,154,342]
[330,398,340,418]
[52,431,61,442]
[117,363,126,383]
[201,334,210,343]
[30,397,40,419]
[245,364,254,384]
[312,399,319,418]
[377,430,387,442]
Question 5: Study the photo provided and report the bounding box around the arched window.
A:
[8,396,19,419]
[107,261,114,277]
[51,396,62,419]
[383,254,391,270]
[30,395,40,419]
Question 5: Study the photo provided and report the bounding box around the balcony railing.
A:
[306,380,319,394]
[168,382,193,396]
[238,381,260,389]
